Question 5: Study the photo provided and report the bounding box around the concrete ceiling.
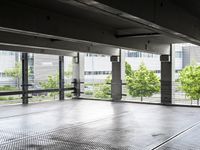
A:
[0,0,199,55]
[172,0,200,18]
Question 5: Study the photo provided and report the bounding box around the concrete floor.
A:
[0,100,200,150]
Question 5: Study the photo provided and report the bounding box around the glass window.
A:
[175,51,182,58]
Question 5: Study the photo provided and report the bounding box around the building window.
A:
[126,51,158,58]
[126,51,142,57]
[175,51,182,58]
[86,53,106,57]
[84,71,111,75]
[0,72,8,78]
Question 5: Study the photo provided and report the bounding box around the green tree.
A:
[65,64,72,78]
[125,61,133,77]
[179,65,200,105]
[39,74,59,99]
[4,62,22,89]
[94,76,111,99]
[126,63,160,101]
[64,64,73,88]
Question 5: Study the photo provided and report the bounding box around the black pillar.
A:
[22,53,28,104]
[59,56,65,100]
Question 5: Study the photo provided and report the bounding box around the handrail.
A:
[0,87,74,96]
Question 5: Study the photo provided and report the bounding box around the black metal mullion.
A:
[59,56,65,100]
[22,53,29,104]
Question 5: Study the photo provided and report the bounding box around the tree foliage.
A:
[39,70,73,99]
[94,76,111,99]
[64,64,72,78]
[40,75,59,89]
[179,65,200,104]
[39,74,59,99]
[125,61,133,77]
[126,63,160,101]
[0,85,17,91]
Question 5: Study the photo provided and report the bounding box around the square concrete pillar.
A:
[111,51,124,101]
[160,45,175,104]
[120,49,126,83]
[72,53,85,98]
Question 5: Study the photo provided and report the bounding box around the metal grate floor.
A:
[0,100,200,149]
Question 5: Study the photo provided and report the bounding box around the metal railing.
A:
[0,87,74,96]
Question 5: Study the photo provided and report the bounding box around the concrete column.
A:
[111,52,123,101]
[59,56,65,100]
[72,53,85,98]
[120,49,126,83]
[160,45,175,104]
[120,49,126,97]
[22,53,28,104]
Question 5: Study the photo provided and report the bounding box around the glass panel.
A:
[174,43,200,106]
[122,49,161,103]
[83,53,112,100]
[0,50,22,105]
[64,56,73,99]
[28,53,59,103]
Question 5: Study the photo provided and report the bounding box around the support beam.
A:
[59,56,65,100]
[160,45,175,104]
[0,44,77,57]
[72,53,85,98]
[111,55,122,101]
[0,31,119,56]
[21,53,29,104]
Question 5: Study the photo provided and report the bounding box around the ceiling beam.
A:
[0,31,120,56]
[0,44,77,56]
